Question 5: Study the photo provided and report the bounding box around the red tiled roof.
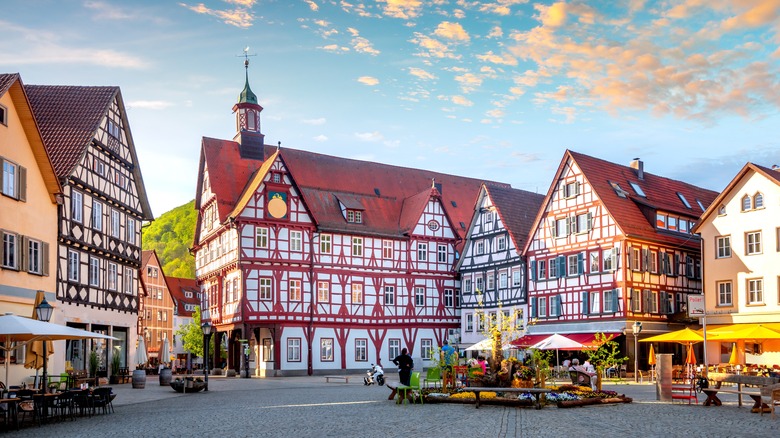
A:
[399,187,438,235]
[141,250,155,267]
[485,185,545,252]
[166,276,199,317]
[200,140,509,241]
[559,150,717,248]
[0,73,19,96]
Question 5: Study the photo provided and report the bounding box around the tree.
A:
[581,332,628,390]
[176,307,205,358]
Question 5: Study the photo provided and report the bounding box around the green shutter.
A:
[582,292,589,315]
[530,260,536,281]
[530,297,537,318]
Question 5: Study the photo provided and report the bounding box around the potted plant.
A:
[109,352,121,384]
[88,350,100,385]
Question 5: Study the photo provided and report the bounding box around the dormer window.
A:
[347,209,362,223]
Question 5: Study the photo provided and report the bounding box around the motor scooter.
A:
[363,363,385,386]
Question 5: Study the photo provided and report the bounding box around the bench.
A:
[469,387,552,410]
[671,381,698,404]
[703,373,780,412]
[324,376,349,384]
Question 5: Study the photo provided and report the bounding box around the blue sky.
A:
[2,0,780,217]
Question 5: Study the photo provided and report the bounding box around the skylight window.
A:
[609,181,628,198]
[677,192,691,208]
[629,182,646,197]
[696,199,706,211]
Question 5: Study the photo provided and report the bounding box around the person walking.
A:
[441,340,457,388]
[392,348,414,386]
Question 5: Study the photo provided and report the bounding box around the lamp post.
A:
[201,321,212,391]
[633,321,642,383]
[36,298,54,394]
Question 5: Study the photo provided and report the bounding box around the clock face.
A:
[427,220,440,231]
[267,192,288,219]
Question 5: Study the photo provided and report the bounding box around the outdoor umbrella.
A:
[710,325,780,343]
[640,327,704,344]
[648,344,656,366]
[0,313,116,386]
[685,343,697,365]
[529,334,585,369]
[728,343,739,365]
[465,337,511,351]
[24,292,54,382]
[136,336,148,368]
[160,338,170,367]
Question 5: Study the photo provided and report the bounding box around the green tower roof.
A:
[238,60,257,105]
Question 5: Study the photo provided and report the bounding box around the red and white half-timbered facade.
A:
[522,151,717,372]
[193,67,503,375]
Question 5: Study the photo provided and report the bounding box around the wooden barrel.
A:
[132,369,146,389]
[159,368,173,386]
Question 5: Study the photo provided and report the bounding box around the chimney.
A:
[630,158,644,180]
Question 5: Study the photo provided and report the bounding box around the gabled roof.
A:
[25,84,153,219]
[199,139,508,241]
[399,187,439,235]
[141,250,156,267]
[693,162,780,232]
[524,150,718,252]
[166,276,199,317]
[0,73,61,202]
[485,185,545,252]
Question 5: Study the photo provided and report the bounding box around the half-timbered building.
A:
[456,184,544,351]
[520,150,717,373]
[139,250,175,366]
[167,276,200,371]
[194,65,508,375]
[26,85,153,375]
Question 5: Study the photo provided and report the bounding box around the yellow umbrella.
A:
[710,325,780,342]
[648,344,656,366]
[685,343,697,365]
[640,327,704,344]
[24,291,54,372]
[728,343,739,365]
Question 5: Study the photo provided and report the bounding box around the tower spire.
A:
[232,46,265,159]
[238,46,258,105]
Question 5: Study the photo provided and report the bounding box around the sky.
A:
[2,0,780,218]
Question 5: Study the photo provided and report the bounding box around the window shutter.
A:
[612,289,619,313]
[557,256,566,278]
[577,252,584,275]
[586,212,593,231]
[18,165,27,202]
[0,158,4,193]
[568,216,576,235]
[550,220,557,238]
[574,181,580,195]
[643,249,650,272]
[642,290,650,312]
[673,254,680,277]
[42,242,49,276]
[614,247,621,269]
[627,247,633,270]
[530,260,536,281]
[530,297,537,318]
[556,294,563,316]
[0,230,4,263]
[582,291,589,315]
[20,236,28,272]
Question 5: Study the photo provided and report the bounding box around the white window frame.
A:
[747,278,763,305]
[384,285,394,305]
[351,283,363,304]
[27,239,41,274]
[717,281,732,306]
[476,240,484,255]
[110,208,120,238]
[287,338,301,362]
[127,218,136,245]
[108,262,118,291]
[1,231,17,269]
[124,267,133,294]
[320,234,331,254]
[289,279,301,301]
[716,236,731,258]
[89,257,100,286]
[382,240,393,259]
[487,272,494,290]
[499,271,508,289]
[512,270,521,287]
[603,289,615,313]
[466,313,473,332]
[567,254,578,276]
[437,244,447,263]
[92,201,103,232]
[538,297,547,317]
[352,237,363,257]
[320,338,333,362]
[317,281,329,302]
[421,339,433,360]
[355,339,367,362]
[388,339,400,360]
[746,231,762,255]
[538,260,547,279]
[444,289,454,307]
[259,277,273,300]
[290,230,302,252]
[497,236,506,251]
[68,250,79,282]
[589,252,599,273]
[417,242,427,261]
[71,191,83,223]
[256,227,269,248]
[415,286,425,307]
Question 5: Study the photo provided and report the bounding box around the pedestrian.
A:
[392,348,414,386]
[441,340,457,388]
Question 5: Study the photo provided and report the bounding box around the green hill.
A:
[142,200,197,279]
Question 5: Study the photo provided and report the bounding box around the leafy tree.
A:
[142,200,197,279]
[581,332,628,389]
[176,307,206,358]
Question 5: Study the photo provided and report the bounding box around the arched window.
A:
[741,195,751,211]
[717,205,726,215]
[754,192,763,209]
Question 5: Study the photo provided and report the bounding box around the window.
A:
[0,104,6,125]
[444,289,453,307]
[718,205,726,215]
[26,239,42,274]
[589,252,599,273]
[487,272,495,290]
[320,338,333,362]
[438,244,447,263]
[746,232,762,255]
[754,193,763,209]
[742,195,751,211]
[485,210,493,224]
[647,251,658,273]
[677,192,691,208]
[747,279,763,304]
[272,172,281,184]
[604,289,615,313]
[259,278,272,300]
[389,339,400,360]
[464,277,472,293]
[352,237,363,256]
[147,266,158,278]
[549,295,560,317]
[89,257,100,286]
[475,276,484,293]
[346,209,362,223]
[317,281,329,302]
[476,240,484,255]
[629,182,646,197]
[287,338,301,362]
[466,313,474,332]
[497,236,506,251]
[71,191,83,223]
[262,338,273,362]
[609,181,628,198]
[538,297,547,317]
[92,201,103,231]
[320,234,331,254]
[548,258,558,278]
[290,230,302,252]
[631,248,642,271]
[108,263,117,290]
[355,339,367,361]
[107,119,121,138]
[716,236,731,258]
[384,285,394,305]
[717,281,732,306]
[421,339,432,360]
[576,213,591,233]
[499,272,508,289]
[567,254,579,276]
[289,279,301,301]
[562,181,579,198]
[255,227,268,248]
[157,311,162,321]
[417,242,427,261]
[415,286,425,307]
[476,312,485,331]
[68,250,79,282]
[351,283,363,304]
[649,291,659,313]
[382,240,393,259]
[111,209,120,238]
[124,268,133,294]
[554,218,568,238]
[1,231,17,269]
[1,158,25,200]
[512,270,521,287]
[656,213,667,229]
[538,260,547,279]
[127,218,136,245]
[630,289,641,312]
[589,292,600,313]
[668,216,677,231]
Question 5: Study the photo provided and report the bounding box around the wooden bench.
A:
[671,381,698,404]
[324,375,349,384]
[703,373,780,412]
[469,387,552,410]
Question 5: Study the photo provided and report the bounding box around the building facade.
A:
[522,151,717,372]
[26,84,153,375]
[456,184,544,351]
[194,65,506,375]
[140,251,175,366]
[167,276,200,371]
[694,163,780,365]
[0,73,62,383]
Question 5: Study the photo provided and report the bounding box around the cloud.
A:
[455,72,483,93]
[313,134,328,142]
[302,118,327,125]
[378,0,423,20]
[320,44,349,53]
[354,131,385,141]
[476,50,518,66]
[487,26,503,38]
[535,2,567,27]
[479,0,528,16]
[304,0,319,11]
[451,95,474,106]
[410,33,460,59]
[126,100,174,110]
[180,2,255,28]
[434,21,470,41]
[358,76,380,85]
[84,1,135,19]
[408,67,436,80]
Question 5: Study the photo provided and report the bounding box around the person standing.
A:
[441,340,457,388]
[392,348,414,386]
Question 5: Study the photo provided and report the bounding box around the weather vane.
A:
[238,46,257,70]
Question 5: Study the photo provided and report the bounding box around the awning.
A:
[512,332,621,348]
[511,334,554,347]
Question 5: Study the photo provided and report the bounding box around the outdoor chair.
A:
[73,390,94,417]
[91,387,114,414]
[569,371,592,387]
[396,372,422,405]
[620,364,627,378]
[54,391,76,421]
[423,367,441,389]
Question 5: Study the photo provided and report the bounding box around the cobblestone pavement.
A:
[8,376,778,438]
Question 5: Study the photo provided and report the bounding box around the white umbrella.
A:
[529,334,585,369]
[159,338,170,367]
[136,336,148,368]
[465,337,511,351]
[0,313,116,387]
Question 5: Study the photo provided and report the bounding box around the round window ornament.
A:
[427,220,440,231]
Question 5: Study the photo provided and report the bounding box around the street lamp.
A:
[632,321,642,383]
[201,321,212,391]
[36,297,54,394]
